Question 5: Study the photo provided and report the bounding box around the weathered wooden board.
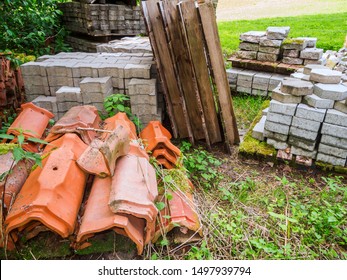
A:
[198,0,240,147]
[142,0,190,138]
[160,0,209,143]
[178,0,222,144]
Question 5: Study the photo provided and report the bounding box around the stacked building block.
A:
[59,2,146,36]
[252,64,347,167]
[55,86,83,119]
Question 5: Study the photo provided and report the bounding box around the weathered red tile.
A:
[103,113,137,140]
[5,133,88,244]
[44,105,101,145]
[109,154,158,244]
[76,176,146,255]
[153,148,179,165]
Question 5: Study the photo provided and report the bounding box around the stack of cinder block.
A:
[252,64,347,167]
[59,1,146,36]
[237,27,290,62]
[282,37,323,65]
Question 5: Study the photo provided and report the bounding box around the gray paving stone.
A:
[257,52,278,62]
[300,48,323,60]
[251,89,268,96]
[252,116,266,141]
[258,46,280,55]
[272,86,302,104]
[265,120,290,135]
[266,26,290,40]
[321,134,347,149]
[20,62,42,76]
[268,74,286,91]
[282,57,304,65]
[303,59,323,66]
[295,103,326,122]
[253,72,272,84]
[32,95,58,114]
[266,138,289,150]
[80,76,112,94]
[291,116,321,132]
[318,143,347,159]
[321,123,347,139]
[259,38,282,47]
[303,64,330,75]
[316,153,346,166]
[124,63,151,79]
[288,135,316,151]
[262,107,269,116]
[290,72,310,80]
[252,82,268,91]
[291,146,317,158]
[236,51,257,60]
[283,49,300,58]
[237,79,252,87]
[325,109,347,127]
[239,42,259,51]
[297,37,317,48]
[240,31,266,43]
[310,69,342,84]
[280,78,313,96]
[226,68,242,83]
[267,111,293,125]
[289,126,318,141]
[55,86,82,103]
[303,94,335,109]
[282,39,307,50]
[237,86,252,94]
[313,83,347,100]
[57,101,80,112]
[263,129,288,142]
[237,70,256,81]
[269,99,297,115]
[334,100,347,114]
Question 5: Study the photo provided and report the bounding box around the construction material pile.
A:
[252,64,347,167]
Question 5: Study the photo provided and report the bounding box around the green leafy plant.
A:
[180,141,222,190]
[185,241,212,260]
[103,93,142,130]
[0,0,71,58]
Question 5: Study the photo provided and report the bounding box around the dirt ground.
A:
[216,0,347,21]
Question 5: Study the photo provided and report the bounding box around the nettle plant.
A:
[103,93,142,130]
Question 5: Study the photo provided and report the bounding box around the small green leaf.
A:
[116,104,125,111]
[27,137,48,145]
[0,134,15,140]
[162,215,171,220]
[12,147,24,162]
[165,193,173,201]
[160,238,169,246]
[155,202,166,211]
[17,134,25,145]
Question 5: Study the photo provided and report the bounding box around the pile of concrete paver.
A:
[20,40,163,126]
[236,26,323,65]
[252,64,347,167]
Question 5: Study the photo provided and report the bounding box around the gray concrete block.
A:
[265,120,290,135]
[303,59,323,66]
[251,89,268,96]
[55,86,82,103]
[235,50,257,60]
[269,99,297,115]
[282,57,304,65]
[128,79,156,95]
[252,116,266,141]
[20,62,42,76]
[267,138,288,150]
[240,31,266,43]
[47,76,73,87]
[334,100,347,114]
[316,153,346,166]
[289,126,318,141]
[282,38,307,50]
[291,146,317,158]
[268,74,285,91]
[32,95,58,114]
[288,135,316,151]
[267,111,293,125]
[259,38,282,47]
[239,42,259,51]
[253,72,272,84]
[283,49,300,58]
[318,143,347,159]
[57,101,80,112]
[131,104,158,115]
[262,107,269,116]
[325,109,347,127]
[290,72,310,80]
[300,48,323,60]
[80,76,112,94]
[237,79,252,87]
[82,92,104,104]
[321,123,347,139]
[271,86,302,104]
[124,63,151,79]
[237,86,252,94]
[295,103,326,122]
[303,64,330,75]
[303,94,335,109]
[297,37,317,48]
[310,69,342,84]
[321,134,347,149]
[291,116,321,132]
[266,26,290,40]
[258,46,280,55]
[252,83,268,91]
[313,83,347,101]
[257,52,278,62]
[263,129,288,141]
[280,78,313,96]
[238,70,256,81]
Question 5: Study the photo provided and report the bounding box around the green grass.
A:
[218,12,347,57]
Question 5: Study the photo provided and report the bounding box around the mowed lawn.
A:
[218,12,347,56]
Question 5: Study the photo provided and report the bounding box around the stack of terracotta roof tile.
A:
[140,121,181,169]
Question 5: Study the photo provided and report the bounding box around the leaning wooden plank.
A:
[198,0,240,148]
[178,0,222,144]
[141,1,178,138]
[160,0,209,144]
[142,0,190,139]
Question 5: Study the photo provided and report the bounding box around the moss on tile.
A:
[282,38,306,45]
[315,161,347,174]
